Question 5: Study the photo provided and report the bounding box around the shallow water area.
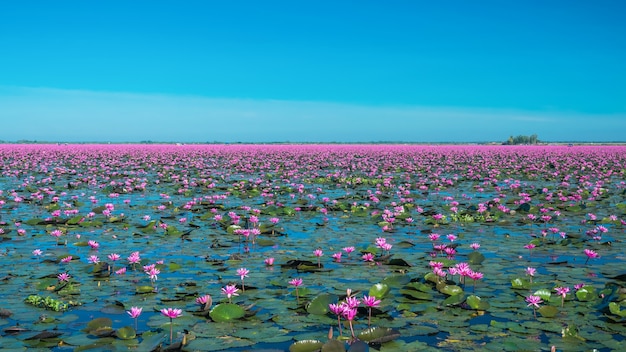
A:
[0,144,625,351]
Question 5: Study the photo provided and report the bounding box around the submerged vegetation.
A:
[0,144,625,351]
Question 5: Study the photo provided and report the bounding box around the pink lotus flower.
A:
[525,295,542,308]
[363,295,381,308]
[289,278,303,287]
[57,272,70,282]
[362,253,374,262]
[32,249,43,257]
[108,253,120,261]
[196,294,212,310]
[196,294,212,305]
[237,267,249,291]
[221,284,239,303]
[128,251,141,265]
[127,306,143,331]
[329,302,346,335]
[88,240,99,249]
[584,248,599,264]
[313,249,323,267]
[88,255,100,264]
[289,278,303,304]
[161,307,183,344]
[264,257,274,266]
[525,294,542,318]
[342,307,358,337]
[237,267,249,280]
[555,286,570,307]
[127,306,142,319]
[363,295,381,327]
[146,267,160,282]
[345,296,361,309]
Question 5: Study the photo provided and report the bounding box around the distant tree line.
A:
[503,134,539,145]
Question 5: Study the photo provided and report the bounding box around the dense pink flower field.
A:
[0,144,625,351]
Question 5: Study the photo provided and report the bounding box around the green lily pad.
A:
[357,326,400,344]
[468,251,485,265]
[115,326,136,340]
[289,340,324,352]
[466,295,490,310]
[368,283,390,299]
[209,303,245,323]
[442,293,465,306]
[537,305,558,318]
[381,275,411,287]
[84,317,112,333]
[399,289,433,301]
[135,286,156,294]
[437,283,463,296]
[533,288,551,301]
[321,339,346,352]
[306,293,338,315]
[609,302,626,318]
[511,278,531,290]
[575,286,596,302]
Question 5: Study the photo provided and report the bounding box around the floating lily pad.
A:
[575,286,596,302]
[510,278,531,290]
[321,339,346,352]
[357,326,400,344]
[533,288,551,301]
[115,326,136,340]
[437,283,463,296]
[83,317,112,334]
[468,251,485,265]
[368,283,390,299]
[466,295,490,310]
[209,303,245,323]
[381,275,411,287]
[306,293,338,315]
[537,305,558,318]
[400,289,433,301]
[289,339,324,352]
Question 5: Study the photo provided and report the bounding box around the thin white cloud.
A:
[0,86,624,142]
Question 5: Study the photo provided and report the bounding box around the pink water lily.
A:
[289,278,303,304]
[57,272,70,282]
[525,295,543,318]
[1,143,625,350]
[237,267,249,291]
[160,308,182,344]
[221,284,239,303]
[363,295,381,327]
[127,306,142,331]
[313,248,323,267]
[584,248,599,264]
[196,294,212,311]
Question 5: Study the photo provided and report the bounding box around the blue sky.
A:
[1,1,625,142]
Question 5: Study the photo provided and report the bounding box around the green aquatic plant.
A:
[24,295,69,312]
